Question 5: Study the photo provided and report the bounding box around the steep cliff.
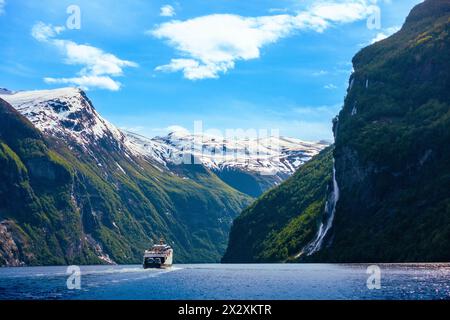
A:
[223,0,450,263]
[313,0,450,262]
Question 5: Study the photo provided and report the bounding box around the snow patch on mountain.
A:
[125,130,327,176]
[0,88,125,152]
[0,88,14,95]
[124,131,174,166]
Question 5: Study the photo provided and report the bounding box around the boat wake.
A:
[81,265,183,276]
[3,265,183,280]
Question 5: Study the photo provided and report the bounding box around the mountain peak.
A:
[0,87,83,102]
[0,87,123,152]
[0,88,14,95]
[404,0,450,28]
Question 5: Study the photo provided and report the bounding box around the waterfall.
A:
[351,101,358,116]
[300,161,340,257]
[295,116,340,259]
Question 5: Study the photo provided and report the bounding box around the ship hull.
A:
[143,258,172,269]
[143,263,172,269]
[143,242,173,269]
[143,251,173,269]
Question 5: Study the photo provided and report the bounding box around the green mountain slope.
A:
[222,147,333,263]
[0,98,98,266]
[213,168,284,198]
[315,0,450,262]
[223,0,450,263]
[0,97,251,266]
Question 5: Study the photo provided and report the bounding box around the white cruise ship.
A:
[143,239,173,269]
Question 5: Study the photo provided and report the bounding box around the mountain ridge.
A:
[125,129,326,197]
[1,87,326,197]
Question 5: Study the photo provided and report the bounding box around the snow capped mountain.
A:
[125,130,326,176]
[1,87,328,195]
[0,88,125,153]
[0,88,14,95]
[124,131,174,166]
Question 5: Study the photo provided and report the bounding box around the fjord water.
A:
[0,264,449,300]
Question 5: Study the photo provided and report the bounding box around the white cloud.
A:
[31,22,65,41]
[150,0,377,80]
[0,0,5,15]
[324,83,338,90]
[32,22,137,91]
[160,4,176,17]
[309,1,374,23]
[370,26,400,44]
[150,13,303,80]
[312,70,328,76]
[166,125,190,135]
[370,32,388,44]
[55,41,137,77]
[44,76,121,91]
[155,58,232,80]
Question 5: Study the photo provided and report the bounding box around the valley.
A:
[0,88,323,266]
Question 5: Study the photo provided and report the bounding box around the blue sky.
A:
[0,0,421,141]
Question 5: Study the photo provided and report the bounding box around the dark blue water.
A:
[0,264,449,300]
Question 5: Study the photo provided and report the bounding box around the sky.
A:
[0,0,422,141]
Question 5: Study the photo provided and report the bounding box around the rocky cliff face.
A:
[312,0,450,262]
[0,98,95,266]
[223,0,450,263]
